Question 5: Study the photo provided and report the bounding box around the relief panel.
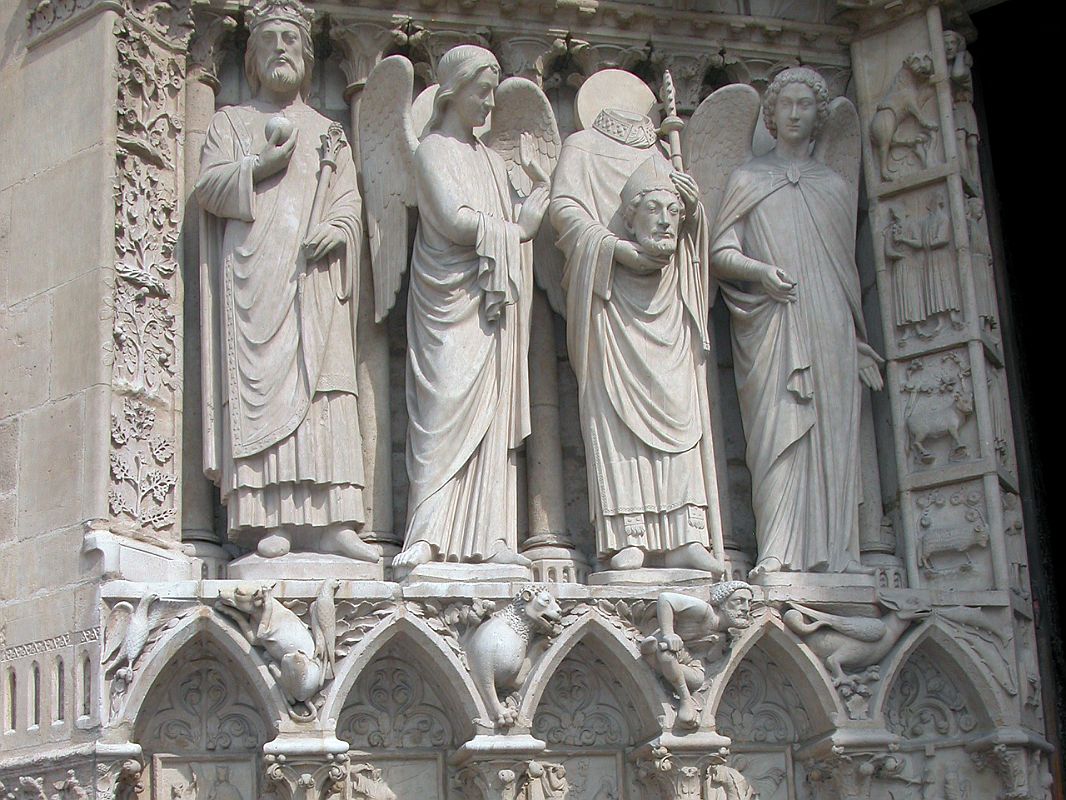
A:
[911,481,994,590]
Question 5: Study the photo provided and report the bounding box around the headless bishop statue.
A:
[196,0,377,565]
[550,91,724,576]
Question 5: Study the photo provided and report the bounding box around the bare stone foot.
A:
[663,543,724,575]
[322,526,380,562]
[393,540,434,572]
[842,559,876,575]
[609,546,645,570]
[257,531,292,558]
[748,557,782,580]
[676,696,699,729]
[485,542,531,566]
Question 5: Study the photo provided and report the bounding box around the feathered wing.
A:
[683,84,761,234]
[485,78,567,316]
[102,602,133,667]
[813,97,862,209]
[359,55,419,322]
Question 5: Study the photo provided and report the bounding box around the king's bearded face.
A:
[253,20,306,94]
[626,189,682,258]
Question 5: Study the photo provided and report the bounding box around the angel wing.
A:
[683,84,761,236]
[813,97,861,209]
[484,79,567,317]
[359,55,420,322]
[102,601,133,667]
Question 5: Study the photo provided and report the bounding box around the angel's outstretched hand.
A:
[519,132,549,185]
[517,184,550,240]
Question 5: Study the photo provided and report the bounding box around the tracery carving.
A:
[336,655,452,749]
[138,656,268,753]
[531,643,634,747]
[717,649,810,743]
[884,651,978,740]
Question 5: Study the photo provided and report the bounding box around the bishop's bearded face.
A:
[252,20,306,95]
[626,189,682,258]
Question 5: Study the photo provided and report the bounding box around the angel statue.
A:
[686,67,884,579]
[195,0,377,566]
[359,45,558,573]
[549,74,724,575]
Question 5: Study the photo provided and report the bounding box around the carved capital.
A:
[569,38,648,78]
[495,32,568,86]
[408,26,491,84]
[188,8,237,91]
[651,50,720,113]
[803,746,908,800]
[263,754,350,800]
[631,746,704,800]
[453,762,521,800]
[330,19,409,98]
[968,744,1030,800]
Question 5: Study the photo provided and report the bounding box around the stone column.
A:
[180,8,235,576]
[493,31,587,582]
[331,20,409,555]
[851,4,1011,593]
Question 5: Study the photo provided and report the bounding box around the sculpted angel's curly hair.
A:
[762,66,830,139]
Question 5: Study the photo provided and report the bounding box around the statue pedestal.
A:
[752,571,878,589]
[400,561,532,584]
[228,552,384,581]
[589,567,714,586]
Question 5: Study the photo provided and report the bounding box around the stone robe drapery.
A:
[550,128,723,558]
[712,154,869,572]
[403,134,530,561]
[197,103,364,542]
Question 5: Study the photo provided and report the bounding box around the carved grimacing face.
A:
[449,69,499,131]
[773,81,818,146]
[720,589,753,629]
[627,189,682,258]
[253,19,306,95]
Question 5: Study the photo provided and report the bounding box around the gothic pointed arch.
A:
[325,613,484,745]
[120,612,287,738]
[132,635,274,800]
[707,618,838,800]
[518,613,662,740]
[879,622,998,741]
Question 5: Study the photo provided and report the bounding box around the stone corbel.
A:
[262,753,350,800]
[495,32,568,86]
[94,746,145,800]
[330,19,410,100]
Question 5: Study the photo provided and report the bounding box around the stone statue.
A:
[214,580,338,717]
[687,69,883,579]
[465,584,562,727]
[359,46,558,574]
[549,80,724,574]
[640,582,753,728]
[944,31,980,189]
[195,0,376,564]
